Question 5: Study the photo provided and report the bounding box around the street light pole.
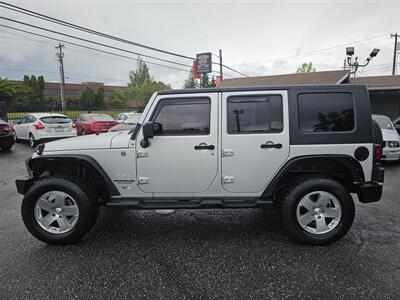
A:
[344,47,380,77]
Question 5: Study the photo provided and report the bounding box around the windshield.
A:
[40,116,71,124]
[123,114,141,124]
[89,115,114,121]
[374,117,394,130]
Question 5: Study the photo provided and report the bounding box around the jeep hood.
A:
[381,129,400,142]
[43,132,119,152]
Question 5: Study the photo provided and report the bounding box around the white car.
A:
[372,114,400,161]
[114,111,141,123]
[13,113,77,147]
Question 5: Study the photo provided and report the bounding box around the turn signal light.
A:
[34,121,45,130]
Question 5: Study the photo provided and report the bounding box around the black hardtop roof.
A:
[157,84,367,95]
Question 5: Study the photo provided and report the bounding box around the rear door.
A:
[221,90,290,193]
[136,93,218,194]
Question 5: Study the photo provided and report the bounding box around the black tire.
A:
[81,129,86,136]
[29,134,37,148]
[280,176,355,245]
[21,177,99,245]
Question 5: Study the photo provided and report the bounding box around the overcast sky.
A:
[0,0,399,88]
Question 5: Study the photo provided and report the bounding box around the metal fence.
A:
[6,106,143,121]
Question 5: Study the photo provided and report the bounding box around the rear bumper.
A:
[0,133,15,146]
[356,164,384,203]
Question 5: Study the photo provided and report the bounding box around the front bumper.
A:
[381,147,400,161]
[356,163,384,203]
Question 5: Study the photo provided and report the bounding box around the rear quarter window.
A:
[298,93,355,132]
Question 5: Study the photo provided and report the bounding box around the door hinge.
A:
[222,175,235,184]
[222,149,235,157]
[137,150,148,158]
[138,176,150,184]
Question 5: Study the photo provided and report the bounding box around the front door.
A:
[221,91,290,193]
[136,93,218,194]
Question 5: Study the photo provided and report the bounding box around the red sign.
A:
[192,60,199,79]
[216,75,221,87]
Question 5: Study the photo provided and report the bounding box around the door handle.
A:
[194,143,215,150]
[260,141,282,149]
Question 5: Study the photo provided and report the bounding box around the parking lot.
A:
[0,142,399,299]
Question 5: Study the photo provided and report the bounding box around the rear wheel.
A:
[21,177,99,245]
[29,134,37,148]
[280,176,355,245]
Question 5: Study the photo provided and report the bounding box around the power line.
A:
[0,24,191,73]
[0,2,248,77]
[0,17,194,68]
[0,24,235,78]
[232,33,390,67]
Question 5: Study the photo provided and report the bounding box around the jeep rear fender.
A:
[262,155,365,198]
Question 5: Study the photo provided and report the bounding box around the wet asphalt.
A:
[0,143,399,299]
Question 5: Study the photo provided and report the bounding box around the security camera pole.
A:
[345,47,380,77]
[55,43,66,112]
[391,33,398,75]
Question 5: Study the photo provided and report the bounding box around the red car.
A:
[75,114,118,135]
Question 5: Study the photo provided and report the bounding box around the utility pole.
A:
[55,43,66,112]
[391,33,398,75]
[219,49,223,81]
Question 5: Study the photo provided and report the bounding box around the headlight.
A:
[388,141,400,148]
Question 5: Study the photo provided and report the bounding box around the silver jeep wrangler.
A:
[16,85,384,245]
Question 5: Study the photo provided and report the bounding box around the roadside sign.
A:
[196,52,212,73]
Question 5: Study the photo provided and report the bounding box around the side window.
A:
[298,93,355,132]
[227,95,283,134]
[151,98,211,135]
[115,114,121,120]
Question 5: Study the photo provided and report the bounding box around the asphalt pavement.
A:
[0,143,399,299]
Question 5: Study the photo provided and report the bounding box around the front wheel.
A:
[21,177,99,245]
[280,176,355,245]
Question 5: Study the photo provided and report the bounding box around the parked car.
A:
[13,113,77,148]
[0,120,15,151]
[75,114,118,135]
[109,113,142,132]
[114,112,140,123]
[372,114,400,161]
[392,116,400,135]
[16,85,384,246]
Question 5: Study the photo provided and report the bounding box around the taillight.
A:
[91,123,99,130]
[34,121,44,130]
[3,124,12,132]
[72,122,76,128]
[374,144,382,161]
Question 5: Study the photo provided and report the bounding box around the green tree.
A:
[209,75,216,87]
[129,58,152,87]
[296,62,316,73]
[184,69,198,88]
[37,75,45,102]
[79,87,97,107]
[95,86,105,106]
[0,77,15,104]
[114,60,171,108]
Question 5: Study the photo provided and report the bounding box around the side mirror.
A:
[153,122,163,135]
[140,121,154,148]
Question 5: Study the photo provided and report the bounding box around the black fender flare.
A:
[262,154,365,198]
[21,154,120,196]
